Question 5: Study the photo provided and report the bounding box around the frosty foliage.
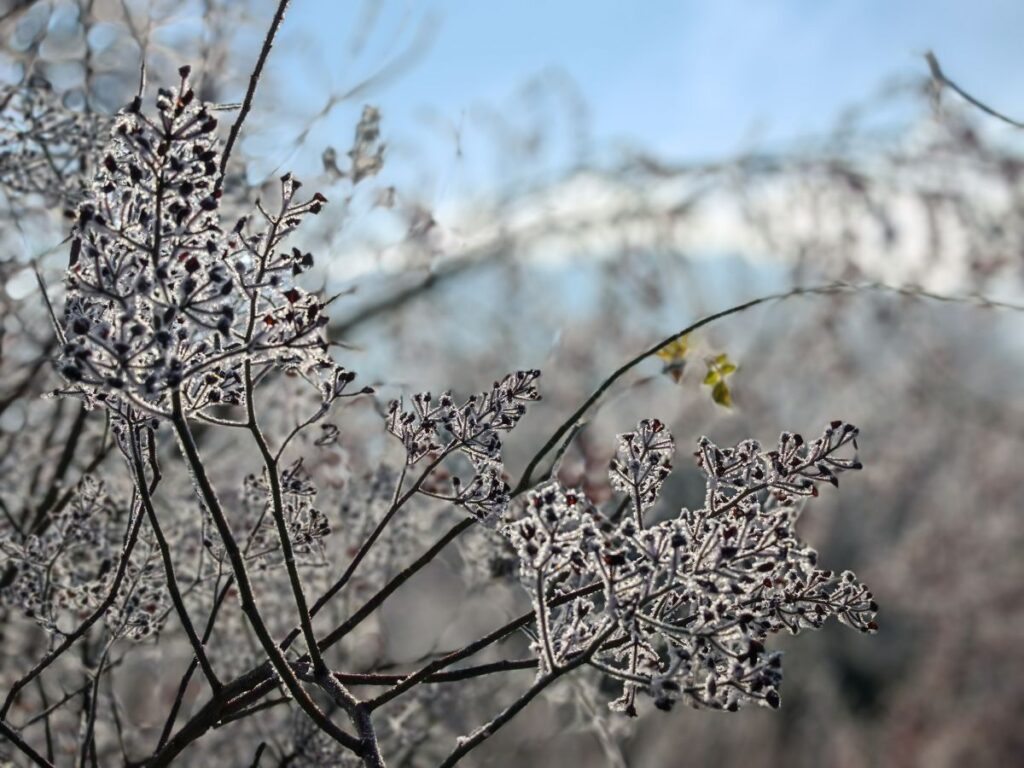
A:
[608,417,675,522]
[243,459,331,565]
[0,475,169,642]
[506,419,876,715]
[0,32,888,767]
[0,81,109,209]
[58,67,348,419]
[0,476,117,634]
[386,369,541,524]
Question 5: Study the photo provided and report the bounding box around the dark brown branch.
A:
[215,0,291,194]
[214,697,290,728]
[155,575,233,752]
[0,337,55,420]
[438,625,617,768]
[34,680,53,764]
[316,517,475,650]
[926,50,1024,129]
[169,391,363,756]
[125,421,222,692]
[349,658,537,688]
[0,719,55,768]
[243,360,328,673]
[366,583,601,710]
[250,741,267,768]
[282,457,444,651]
[149,516,474,764]
[25,403,88,532]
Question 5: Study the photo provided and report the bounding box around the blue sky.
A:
[263,0,1024,201]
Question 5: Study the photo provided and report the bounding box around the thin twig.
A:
[169,392,363,756]
[243,360,328,673]
[125,420,222,692]
[250,741,267,767]
[216,0,291,194]
[438,624,617,768]
[32,261,65,346]
[366,583,600,711]
[512,280,1024,495]
[925,50,1024,129]
[0,719,55,768]
[316,518,475,650]
[154,573,233,752]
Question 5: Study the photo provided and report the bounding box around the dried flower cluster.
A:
[386,369,541,523]
[243,459,332,565]
[59,67,348,419]
[0,82,108,209]
[506,419,876,715]
[0,476,117,635]
[0,474,170,642]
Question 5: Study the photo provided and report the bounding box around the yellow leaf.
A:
[703,369,720,386]
[711,381,732,408]
[656,335,689,363]
[666,363,686,383]
[714,353,730,366]
[719,362,737,376]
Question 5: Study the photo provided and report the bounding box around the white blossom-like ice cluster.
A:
[0,475,168,641]
[0,81,109,209]
[386,369,541,524]
[59,67,350,418]
[505,418,877,715]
